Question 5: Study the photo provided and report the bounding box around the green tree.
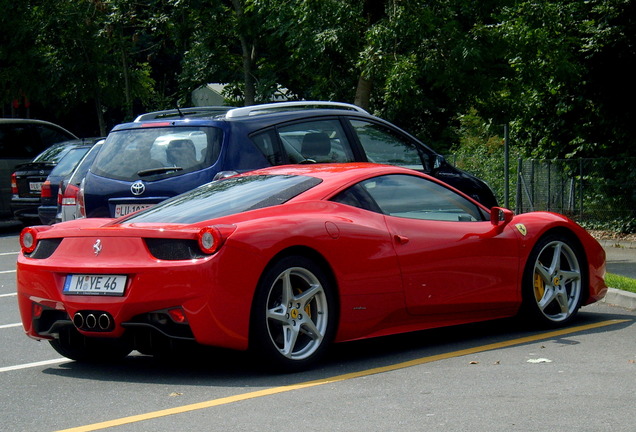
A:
[0,0,50,116]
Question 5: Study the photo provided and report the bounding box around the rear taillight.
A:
[40,180,52,198]
[61,184,79,207]
[19,226,54,255]
[20,227,39,254]
[197,226,224,254]
[57,182,64,206]
[77,180,86,218]
[11,173,18,195]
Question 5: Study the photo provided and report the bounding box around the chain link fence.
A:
[448,155,636,233]
[516,158,636,231]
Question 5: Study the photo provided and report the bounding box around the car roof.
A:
[0,118,77,134]
[114,101,375,133]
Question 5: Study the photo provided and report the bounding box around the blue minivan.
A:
[81,102,497,218]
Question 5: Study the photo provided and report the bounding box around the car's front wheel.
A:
[250,255,336,371]
[520,234,586,326]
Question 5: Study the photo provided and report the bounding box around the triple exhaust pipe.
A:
[73,311,113,331]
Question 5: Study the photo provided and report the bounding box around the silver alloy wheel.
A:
[531,240,582,322]
[265,266,329,361]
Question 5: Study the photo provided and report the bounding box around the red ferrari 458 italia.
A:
[16,163,607,369]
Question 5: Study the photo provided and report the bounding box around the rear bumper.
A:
[38,205,59,225]
[16,244,254,351]
[11,198,40,221]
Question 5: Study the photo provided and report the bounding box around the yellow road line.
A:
[56,319,628,432]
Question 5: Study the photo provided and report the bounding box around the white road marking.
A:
[0,269,16,274]
[0,358,67,373]
[0,323,22,329]
[0,293,17,298]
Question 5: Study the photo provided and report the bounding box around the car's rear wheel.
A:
[251,255,336,371]
[49,327,132,362]
[521,234,585,326]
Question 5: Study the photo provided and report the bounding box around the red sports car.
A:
[17,163,607,369]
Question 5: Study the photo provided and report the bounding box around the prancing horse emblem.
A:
[93,239,102,256]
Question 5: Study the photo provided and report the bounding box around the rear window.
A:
[49,147,91,178]
[91,126,223,181]
[33,143,74,163]
[68,143,102,186]
[122,174,321,224]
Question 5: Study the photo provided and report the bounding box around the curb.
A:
[599,239,636,250]
[601,287,636,311]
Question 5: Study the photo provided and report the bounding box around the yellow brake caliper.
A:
[533,271,545,302]
[294,288,312,318]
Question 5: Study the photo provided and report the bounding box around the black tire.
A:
[49,327,132,362]
[250,255,337,371]
[520,234,586,327]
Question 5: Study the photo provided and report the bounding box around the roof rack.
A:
[134,106,233,122]
[225,101,368,118]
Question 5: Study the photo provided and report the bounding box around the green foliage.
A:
[2,0,634,183]
[605,273,636,294]
[448,108,522,207]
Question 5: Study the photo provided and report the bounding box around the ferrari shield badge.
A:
[515,223,527,236]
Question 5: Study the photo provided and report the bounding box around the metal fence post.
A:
[579,158,584,220]
[516,158,522,213]
[504,123,509,209]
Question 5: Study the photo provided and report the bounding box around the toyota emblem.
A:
[131,181,145,196]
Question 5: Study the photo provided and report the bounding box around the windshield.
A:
[121,174,322,224]
[91,126,223,181]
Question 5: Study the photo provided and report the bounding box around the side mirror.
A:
[490,207,514,227]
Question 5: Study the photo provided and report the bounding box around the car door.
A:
[356,174,521,318]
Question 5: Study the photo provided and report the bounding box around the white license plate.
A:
[114,204,152,217]
[63,274,127,296]
[29,182,43,192]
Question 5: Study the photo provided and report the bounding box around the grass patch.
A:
[606,273,636,294]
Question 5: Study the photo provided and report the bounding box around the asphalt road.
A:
[601,240,636,279]
[1,227,636,432]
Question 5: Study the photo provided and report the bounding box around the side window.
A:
[332,184,383,213]
[350,120,431,172]
[337,174,485,222]
[251,129,285,165]
[277,119,355,164]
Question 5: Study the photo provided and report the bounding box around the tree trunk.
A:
[354,74,373,110]
[239,36,256,106]
[231,0,256,106]
[94,90,106,137]
[120,45,132,120]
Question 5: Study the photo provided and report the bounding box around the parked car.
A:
[81,102,497,219]
[0,119,77,217]
[10,138,101,223]
[57,140,104,223]
[17,163,607,369]
[38,139,104,224]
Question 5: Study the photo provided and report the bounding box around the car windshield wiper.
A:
[137,167,183,177]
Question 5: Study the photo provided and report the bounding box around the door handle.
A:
[394,234,409,245]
